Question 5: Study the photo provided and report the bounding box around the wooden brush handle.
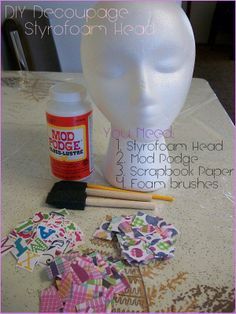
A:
[86,188,152,202]
[87,183,174,202]
[85,197,156,210]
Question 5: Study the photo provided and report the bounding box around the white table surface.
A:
[2,71,234,312]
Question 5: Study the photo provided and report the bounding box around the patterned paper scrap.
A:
[16,250,41,272]
[40,251,129,313]
[107,216,124,232]
[93,219,113,240]
[117,234,154,264]
[57,272,73,301]
[94,211,179,265]
[11,237,29,259]
[2,209,84,271]
[40,286,63,312]
[1,236,15,256]
[75,295,108,313]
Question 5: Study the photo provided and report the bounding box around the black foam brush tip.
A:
[46,181,88,210]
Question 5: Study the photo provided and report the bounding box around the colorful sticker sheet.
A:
[93,211,179,264]
[40,251,129,312]
[1,209,84,271]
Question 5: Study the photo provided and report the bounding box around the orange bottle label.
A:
[46,111,93,180]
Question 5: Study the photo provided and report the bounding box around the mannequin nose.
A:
[131,65,152,106]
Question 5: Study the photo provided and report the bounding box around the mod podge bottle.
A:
[46,82,93,180]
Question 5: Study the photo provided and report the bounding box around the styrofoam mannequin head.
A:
[81,1,195,141]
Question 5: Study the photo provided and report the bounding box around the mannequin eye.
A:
[153,46,185,73]
[95,64,125,79]
[155,58,183,73]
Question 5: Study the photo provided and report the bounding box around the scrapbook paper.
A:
[11,237,29,259]
[29,237,49,253]
[39,238,71,266]
[95,212,179,264]
[57,272,73,301]
[93,220,113,240]
[72,283,107,304]
[46,256,71,279]
[37,224,56,242]
[75,295,108,313]
[32,212,45,224]
[40,251,129,312]
[16,250,40,272]
[40,286,63,312]
[3,209,84,271]
[107,216,124,232]
[50,208,69,216]
[1,236,14,256]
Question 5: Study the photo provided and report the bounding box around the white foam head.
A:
[81,1,195,142]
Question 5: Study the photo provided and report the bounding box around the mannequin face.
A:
[81,2,195,140]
